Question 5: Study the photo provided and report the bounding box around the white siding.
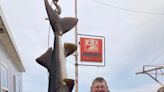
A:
[0,42,23,92]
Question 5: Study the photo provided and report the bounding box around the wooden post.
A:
[74,0,78,92]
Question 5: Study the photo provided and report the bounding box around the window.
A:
[14,76,21,92]
[0,63,8,92]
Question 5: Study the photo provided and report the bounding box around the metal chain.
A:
[52,0,61,15]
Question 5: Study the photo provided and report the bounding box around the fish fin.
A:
[36,47,52,70]
[44,0,60,34]
[60,17,78,34]
[45,0,78,35]
[64,43,77,57]
[63,79,74,92]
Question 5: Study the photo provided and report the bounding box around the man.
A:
[157,87,164,92]
[91,77,109,92]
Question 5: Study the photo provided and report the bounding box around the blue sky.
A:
[0,0,164,92]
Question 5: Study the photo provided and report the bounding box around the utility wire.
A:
[93,0,164,15]
[47,23,51,49]
[150,51,164,64]
[47,1,54,48]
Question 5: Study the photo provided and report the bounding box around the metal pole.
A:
[74,0,78,92]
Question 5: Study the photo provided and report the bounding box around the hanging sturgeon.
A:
[36,0,78,92]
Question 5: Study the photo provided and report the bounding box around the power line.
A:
[93,0,164,15]
[150,51,164,64]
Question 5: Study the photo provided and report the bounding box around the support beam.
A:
[136,65,164,86]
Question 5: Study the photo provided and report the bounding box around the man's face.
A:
[91,81,109,92]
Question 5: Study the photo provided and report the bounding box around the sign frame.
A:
[77,34,105,67]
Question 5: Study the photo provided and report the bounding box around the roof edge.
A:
[0,6,25,72]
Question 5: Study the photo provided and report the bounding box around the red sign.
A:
[80,37,102,62]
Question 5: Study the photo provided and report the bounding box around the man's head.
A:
[91,77,109,92]
[157,87,164,92]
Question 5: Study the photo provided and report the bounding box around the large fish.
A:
[36,0,78,92]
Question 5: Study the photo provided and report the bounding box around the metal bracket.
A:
[136,65,164,86]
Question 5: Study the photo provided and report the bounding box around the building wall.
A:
[0,42,22,92]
